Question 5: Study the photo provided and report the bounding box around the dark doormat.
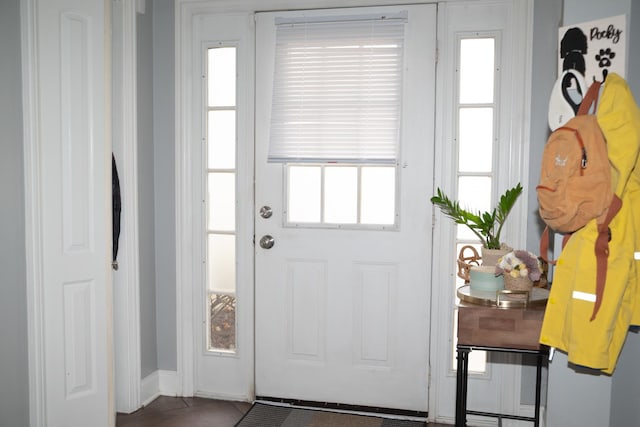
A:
[235,403,427,427]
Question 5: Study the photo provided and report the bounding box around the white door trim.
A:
[112,0,142,414]
[176,2,257,399]
[428,0,534,423]
[21,1,47,423]
[175,0,196,397]
[175,1,534,414]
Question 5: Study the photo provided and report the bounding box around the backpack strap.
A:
[539,225,572,266]
[577,81,601,116]
[591,195,623,321]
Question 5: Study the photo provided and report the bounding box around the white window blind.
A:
[268,14,407,164]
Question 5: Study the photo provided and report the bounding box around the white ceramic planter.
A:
[469,265,504,292]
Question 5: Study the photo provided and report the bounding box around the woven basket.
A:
[503,274,534,292]
[457,245,481,282]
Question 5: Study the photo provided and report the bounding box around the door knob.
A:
[259,235,275,249]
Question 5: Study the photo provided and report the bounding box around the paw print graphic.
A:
[595,48,616,68]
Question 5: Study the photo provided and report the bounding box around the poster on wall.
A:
[558,14,626,84]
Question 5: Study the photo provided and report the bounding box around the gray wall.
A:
[522,0,563,406]
[136,0,177,376]
[0,0,30,425]
[611,333,640,426]
[138,1,159,379]
[628,0,640,96]
[153,0,177,372]
[544,1,639,426]
[525,0,563,254]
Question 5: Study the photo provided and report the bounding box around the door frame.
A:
[429,0,534,424]
[175,0,440,400]
[176,1,533,419]
[111,0,143,414]
[252,5,436,410]
[21,1,47,423]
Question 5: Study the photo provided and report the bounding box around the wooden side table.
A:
[455,286,549,427]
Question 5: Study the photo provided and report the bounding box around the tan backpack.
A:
[537,81,613,233]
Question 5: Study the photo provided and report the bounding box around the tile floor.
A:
[116,396,452,427]
[116,396,252,427]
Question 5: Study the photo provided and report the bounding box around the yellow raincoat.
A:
[539,73,640,374]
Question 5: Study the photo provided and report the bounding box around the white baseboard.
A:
[140,370,178,407]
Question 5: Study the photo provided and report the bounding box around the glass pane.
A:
[361,167,396,225]
[456,176,492,241]
[288,166,321,223]
[208,173,236,231]
[468,348,488,373]
[209,293,236,351]
[459,108,493,173]
[459,38,495,104]
[207,234,236,293]
[208,110,236,169]
[324,167,357,224]
[208,47,236,107]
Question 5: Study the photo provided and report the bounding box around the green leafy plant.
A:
[430,183,523,249]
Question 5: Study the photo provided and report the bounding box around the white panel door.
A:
[24,0,113,425]
[255,4,436,412]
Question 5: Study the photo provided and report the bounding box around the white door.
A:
[23,0,113,425]
[255,4,436,412]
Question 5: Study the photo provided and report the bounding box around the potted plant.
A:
[430,183,523,266]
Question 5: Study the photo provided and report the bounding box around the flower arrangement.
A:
[495,250,543,281]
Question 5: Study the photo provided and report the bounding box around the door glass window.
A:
[288,166,322,223]
[458,108,493,173]
[324,167,358,224]
[207,110,236,169]
[268,16,404,229]
[453,36,498,373]
[459,38,494,104]
[206,46,237,352]
[286,164,396,228]
[361,166,396,225]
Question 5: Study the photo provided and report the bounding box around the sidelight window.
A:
[206,46,237,352]
[452,35,499,373]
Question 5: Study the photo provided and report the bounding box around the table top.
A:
[457,285,549,309]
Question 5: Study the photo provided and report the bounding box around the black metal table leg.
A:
[454,345,547,426]
[455,347,470,427]
[534,351,543,427]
